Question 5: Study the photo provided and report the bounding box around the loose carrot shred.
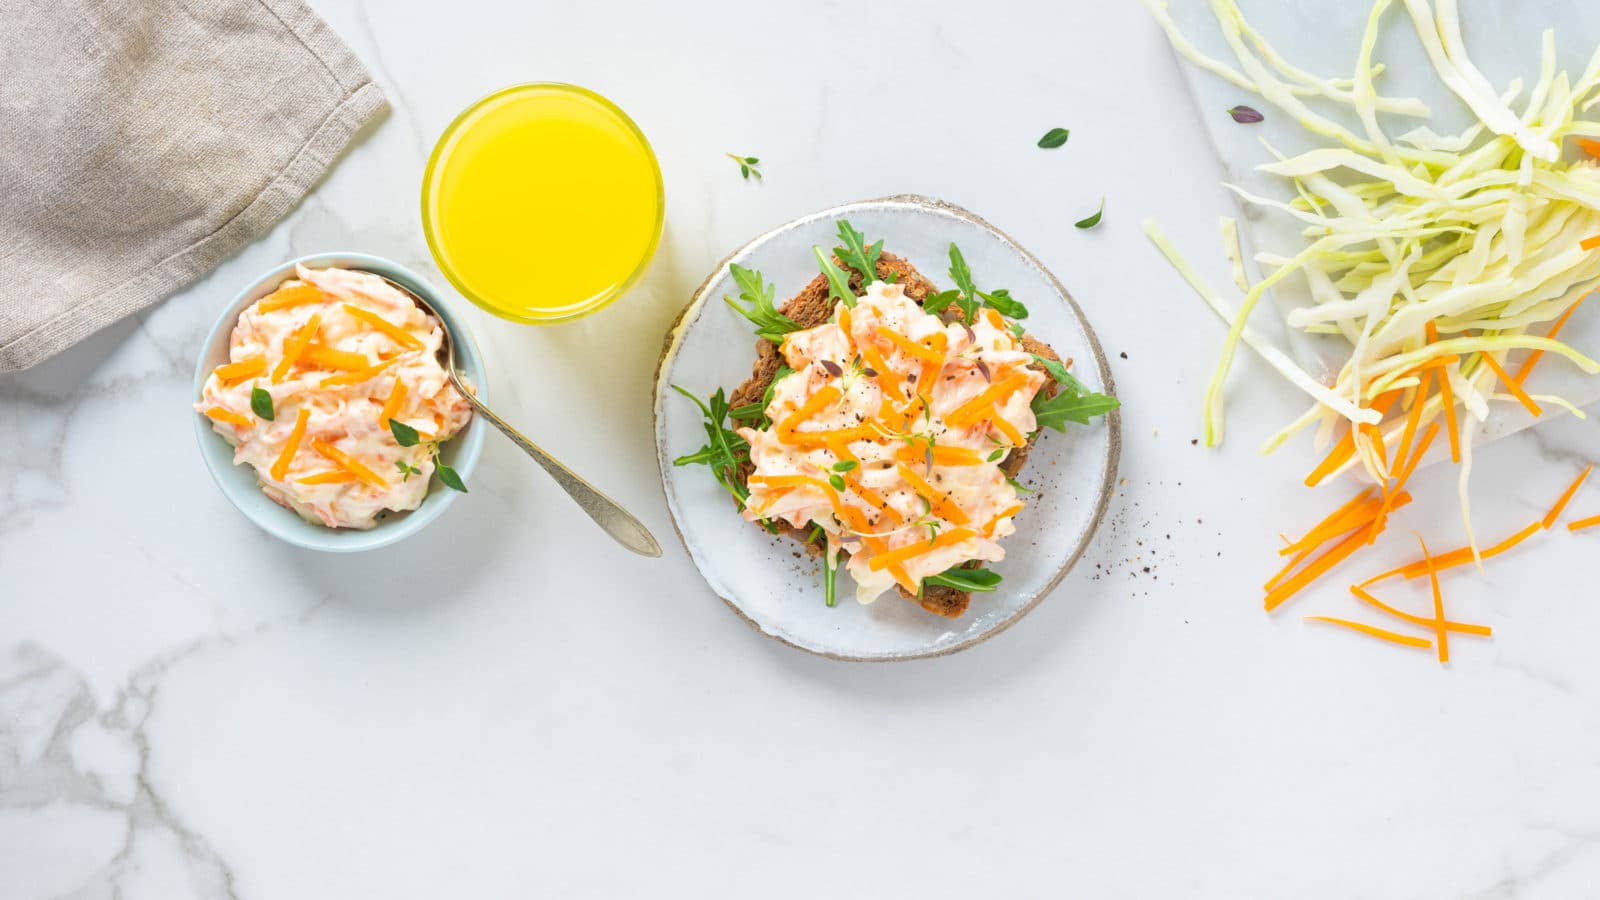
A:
[270,407,311,482]
[1568,514,1600,532]
[1416,534,1448,664]
[1278,488,1375,557]
[1542,465,1592,529]
[1372,425,1438,544]
[257,284,324,312]
[1304,616,1433,650]
[1583,235,1600,252]
[1580,137,1600,158]
[213,356,267,384]
[311,438,388,489]
[1265,524,1374,612]
[1482,353,1541,416]
[377,379,408,430]
[1425,322,1462,463]
[1512,293,1588,387]
[204,406,252,427]
[1398,520,1542,580]
[297,471,359,485]
[272,313,322,383]
[1349,585,1491,637]
[867,528,977,571]
[343,303,424,350]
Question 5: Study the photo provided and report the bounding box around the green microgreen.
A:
[726,152,763,180]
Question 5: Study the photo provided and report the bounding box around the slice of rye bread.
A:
[728,251,1062,619]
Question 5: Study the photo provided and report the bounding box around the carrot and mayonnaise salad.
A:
[197,265,472,529]
[1146,0,1600,658]
[739,281,1046,605]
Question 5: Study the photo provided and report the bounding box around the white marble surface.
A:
[5,1,1600,897]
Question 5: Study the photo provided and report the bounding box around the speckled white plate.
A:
[654,195,1120,661]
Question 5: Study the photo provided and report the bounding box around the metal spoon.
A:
[374,274,663,558]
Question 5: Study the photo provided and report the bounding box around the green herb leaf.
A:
[947,243,980,324]
[924,289,963,319]
[729,402,767,424]
[671,385,753,507]
[435,461,468,493]
[925,567,1003,592]
[986,448,1006,462]
[823,540,838,608]
[828,473,847,491]
[832,460,858,472]
[978,288,1029,320]
[1074,198,1105,230]
[250,386,274,421]
[389,419,421,447]
[1006,476,1035,495]
[724,264,799,344]
[1036,127,1070,149]
[1031,352,1119,428]
[832,219,883,286]
[814,247,857,308]
[726,151,763,180]
[1008,321,1026,340]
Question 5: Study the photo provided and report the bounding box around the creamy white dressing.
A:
[739,282,1047,604]
[197,265,473,529]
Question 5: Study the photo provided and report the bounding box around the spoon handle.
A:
[458,383,663,558]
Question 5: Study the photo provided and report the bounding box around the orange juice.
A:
[421,84,663,322]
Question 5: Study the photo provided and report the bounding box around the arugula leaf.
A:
[1030,353,1119,430]
[1036,127,1070,149]
[978,288,1029,320]
[814,247,857,308]
[729,402,766,424]
[250,386,275,421]
[946,244,981,324]
[924,567,1003,592]
[924,288,963,320]
[671,384,752,506]
[1075,198,1105,230]
[1006,476,1034,495]
[724,264,799,343]
[832,219,883,285]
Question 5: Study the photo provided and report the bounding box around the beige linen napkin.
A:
[0,0,387,373]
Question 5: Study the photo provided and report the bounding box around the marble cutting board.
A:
[1161,0,1600,449]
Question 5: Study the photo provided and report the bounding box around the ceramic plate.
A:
[654,195,1120,660]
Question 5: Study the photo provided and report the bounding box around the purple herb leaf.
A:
[862,368,878,377]
[820,359,843,378]
[974,359,991,382]
[961,323,976,344]
[1227,105,1264,124]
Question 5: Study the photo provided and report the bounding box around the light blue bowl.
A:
[192,252,488,552]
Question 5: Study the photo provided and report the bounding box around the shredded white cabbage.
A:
[1145,0,1600,557]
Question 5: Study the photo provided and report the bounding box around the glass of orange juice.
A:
[421,83,664,323]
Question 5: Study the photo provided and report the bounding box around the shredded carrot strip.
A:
[1416,535,1448,664]
[776,386,841,438]
[1266,494,1412,592]
[319,358,397,388]
[1543,465,1592,529]
[1305,391,1402,486]
[895,463,972,525]
[985,309,1004,331]
[272,313,322,383]
[1425,321,1461,463]
[895,445,984,467]
[311,439,388,489]
[785,426,878,446]
[991,414,1025,446]
[826,436,858,465]
[1395,355,1459,377]
[1277,487,1374,557]
[860,343,904,400]
[213,356,266,384]
[1390,369,1430,476]
[1580,137,1600,158]
[1264,525,1374,612]
[879,328,946,365]
[204,407,252,427]
[946,375,1028,427]
[1396,520,1542,580]
[302,344,371,371]
[982,503,1024,537]
[1370,424,1438,546]
[1568,514,1600,532]
[297,471,358,485]
[269,407,312,481]
[1304,616,1432,650]
[377,379,408,430]
[837,307,853,338]
[1349,585,1491,636]
[1512,293,1588,386]
[867,528,977,571]
[1583,235,1600,252]
[1482,353,1541,416]
[257,284,324,312]
[1359,422,1389,473]
[342,304,424,350]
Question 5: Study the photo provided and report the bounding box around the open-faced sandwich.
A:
[673,221,1117,618]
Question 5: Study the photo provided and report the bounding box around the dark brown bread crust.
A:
[730,252,1061,619]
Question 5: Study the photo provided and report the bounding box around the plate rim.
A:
[652,193,1121,661]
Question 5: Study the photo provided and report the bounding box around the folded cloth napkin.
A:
[0,0,386,373]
